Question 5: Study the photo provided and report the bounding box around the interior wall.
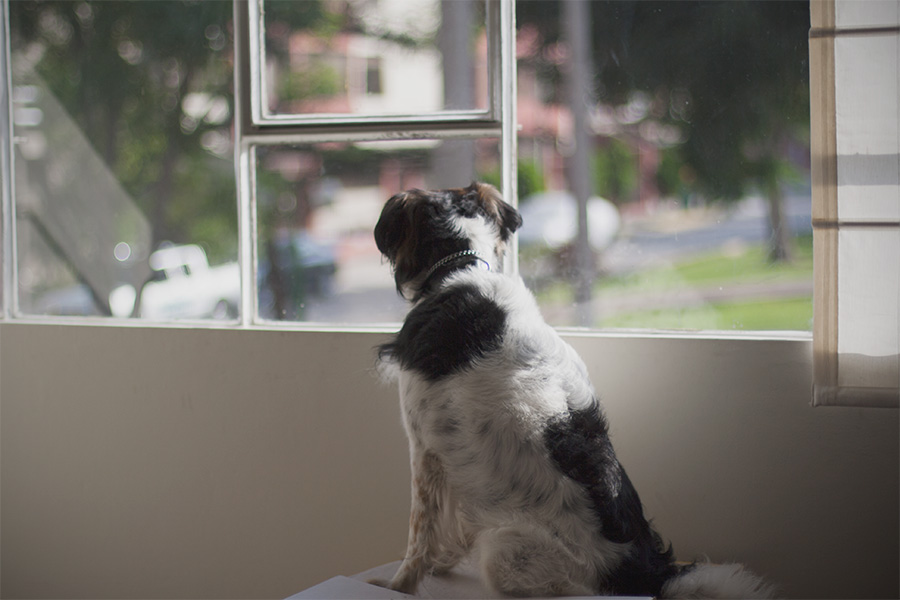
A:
[0,324,412,600]
[1,323,897,599]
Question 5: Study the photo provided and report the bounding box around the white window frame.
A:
[1,0,15,318]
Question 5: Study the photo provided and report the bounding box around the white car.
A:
[111,244,239,319]
[517,191,621,251]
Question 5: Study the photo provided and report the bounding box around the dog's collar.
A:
[422,250,491,284]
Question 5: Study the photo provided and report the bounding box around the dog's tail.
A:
[660,562,777,599]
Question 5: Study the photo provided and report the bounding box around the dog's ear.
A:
[374,192,412,261]
[497,197,524,242]
[470,182,522,242]
[375,191,428,297]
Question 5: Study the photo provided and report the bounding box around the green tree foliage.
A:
[10,0,238,262]
[611,1,810,202]
[592,138,638,205]
[482,160,546,201]
[517,0,810,261]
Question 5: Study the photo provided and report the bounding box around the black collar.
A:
[420,250,491,291]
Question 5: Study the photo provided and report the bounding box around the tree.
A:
[11,1,238,258]
[518,0,810,263]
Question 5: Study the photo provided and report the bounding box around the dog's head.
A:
[374,182,522,300]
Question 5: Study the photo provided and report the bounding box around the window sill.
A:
[0,314,812,342]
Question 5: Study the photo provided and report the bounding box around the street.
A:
[301,194,813,326]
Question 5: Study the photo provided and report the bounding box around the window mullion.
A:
[241,123,502,147]
[236,145,257,328]
[500,0,518,276]
[0,0,17,319]
[234,0,257,327]
[247,0,266,126]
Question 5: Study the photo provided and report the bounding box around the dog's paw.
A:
[367,576,417,595]
[366,577,391,589]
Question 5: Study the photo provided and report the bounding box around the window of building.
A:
[2,0,817,335]
[365,58,383,96]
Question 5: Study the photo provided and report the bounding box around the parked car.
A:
[110,244,239,319]
[517,191,621,251]
[257,230,337,320]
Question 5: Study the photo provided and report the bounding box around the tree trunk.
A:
[765,177,793,263]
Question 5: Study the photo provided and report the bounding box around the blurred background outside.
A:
[7,0,812,331]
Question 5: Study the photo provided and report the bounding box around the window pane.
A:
[262,0,489,118]
[10,1,237,319]
[515,1,812,331]
[255,137,500,323]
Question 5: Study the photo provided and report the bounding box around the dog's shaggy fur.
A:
[372,182,775,598]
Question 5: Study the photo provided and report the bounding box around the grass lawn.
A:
[598,235,813,294]
[533,236,814,331]
[599,296,813,331]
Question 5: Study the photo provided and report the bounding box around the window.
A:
[365,58,383,96]
[0,0,839,338]
[237,0,511,325]
[4,1,237,319]
[515,1,813,331]
[258,0,491,120]
[253,139,502,323]
[1,0,512,326]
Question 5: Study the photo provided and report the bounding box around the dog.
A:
[372,182,774,598]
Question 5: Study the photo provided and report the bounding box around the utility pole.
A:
[434,0,476,188]
[563,0,595,326]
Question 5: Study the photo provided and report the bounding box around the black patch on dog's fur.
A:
[544,405,681,596]
[379,283,506,381]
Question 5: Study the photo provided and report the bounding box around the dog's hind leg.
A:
[478,525,596,597]
[369,450,458,594]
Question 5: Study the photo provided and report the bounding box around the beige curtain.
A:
[810,0,900,407]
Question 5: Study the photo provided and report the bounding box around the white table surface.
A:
[286,559,651,599]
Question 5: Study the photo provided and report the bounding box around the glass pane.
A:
[10,1,237,320]
[515,1,812,331]
[255,137,500,323]
[263,0,489,118]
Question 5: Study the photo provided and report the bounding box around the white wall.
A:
[0,324,411,599]
[1,323,897,599]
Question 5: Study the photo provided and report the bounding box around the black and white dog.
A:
[373,182,774,598]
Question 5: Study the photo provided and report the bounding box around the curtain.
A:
[810,0,900,407]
